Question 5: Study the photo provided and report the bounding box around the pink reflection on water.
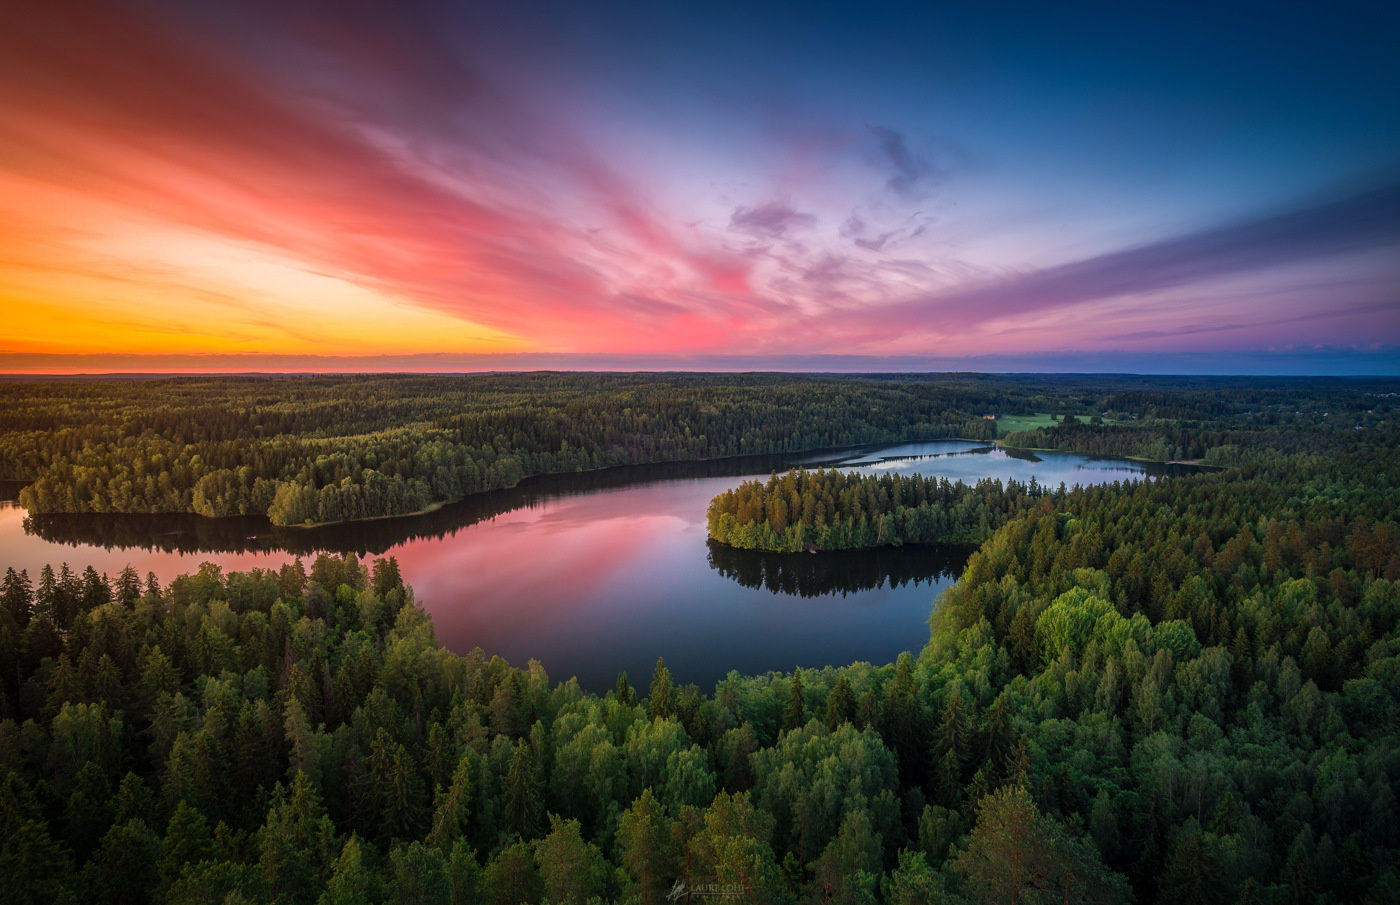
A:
[0,503,288,579]
[394,496,696,649]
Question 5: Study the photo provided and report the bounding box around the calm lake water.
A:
[0,441,1161,691]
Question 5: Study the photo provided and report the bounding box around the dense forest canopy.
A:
[3,373,1391,527]
[0,375,1398,903]
[708,469,1057,553]
[0,374,1003,527]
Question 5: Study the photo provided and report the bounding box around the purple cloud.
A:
[729,202,818,238]
[867,179,1400,331]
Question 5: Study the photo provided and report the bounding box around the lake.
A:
[0,441,1162,691]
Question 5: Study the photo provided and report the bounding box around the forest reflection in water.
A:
[12,445,915,556]
[1,440,1174,689]
[707,539,970,598]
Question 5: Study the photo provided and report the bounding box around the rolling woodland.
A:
[1,375,1397,903]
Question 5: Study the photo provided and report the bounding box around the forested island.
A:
[0,374,999,527]
[707,469,1054,552]
[1,376,1398,903]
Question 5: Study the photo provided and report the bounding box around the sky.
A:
[1,0,1398,374]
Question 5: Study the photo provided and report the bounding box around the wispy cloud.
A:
[729,202,817,238]
[0,0,1396,363]
[854,180,1400,336]
[868,126,941,198]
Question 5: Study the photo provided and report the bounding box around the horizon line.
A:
[3,373,1398,382]
[2,349,1398,378]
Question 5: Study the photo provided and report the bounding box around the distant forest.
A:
[1,375,1398,903]
[1,374,1004,527]
[3,373,1385,528]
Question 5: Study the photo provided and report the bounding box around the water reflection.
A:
[11,441,1177,557]
[15,445,935,556]
[707,540,970,597]
[0,441,1196,690]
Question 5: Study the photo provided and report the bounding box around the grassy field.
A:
[995,412,1060,436]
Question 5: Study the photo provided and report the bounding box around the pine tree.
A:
[533,816,608,905]
[647,658,674,721]
[80,566,110,614]
[981,693,1013,782]
[115,566,141,609]
[808,808,881,904]
[0,770,75,905]
[35,564,58,623]
[501,741,542,838]
[617,788,677,905]
[953,785,1128,905]
[934,686,968,774]
[87,818,161,905]
[257,772,340,905]
[363,728,427,841]
[782,669,805,731]
[371,556,404,599]
[615,671,637,708]
[825,674,854,729]
[883,652,923,786]
[159,800,216,890]
[428,756,474,851]
[320,835,382,905]
[1,567,32,628]
[482,841,541,905]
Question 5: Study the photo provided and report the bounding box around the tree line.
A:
[708,469,1059,552]
[0,554,1107,905]
[2,374,1000,527]
[7,373,1390,528]
[0,376,1397,903]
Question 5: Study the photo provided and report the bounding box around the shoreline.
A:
[708,536,981,556]
[15,434,994,530]
[283,434,993,528]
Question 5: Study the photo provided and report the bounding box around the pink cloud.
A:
[2,0,1396,360]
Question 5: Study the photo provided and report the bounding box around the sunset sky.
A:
[2,0,1398,373]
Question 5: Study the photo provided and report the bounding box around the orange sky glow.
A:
[2,1,1397,374]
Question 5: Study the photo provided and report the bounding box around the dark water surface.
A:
[0,442,1162,690]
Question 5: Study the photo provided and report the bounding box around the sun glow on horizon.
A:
[0,0,1396,370]
[0,176,529,357]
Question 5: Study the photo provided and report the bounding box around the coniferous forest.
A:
[8,0,1400,899]
[1,374,1399,904]
[708,470,1052,552]
[0,375,999,527]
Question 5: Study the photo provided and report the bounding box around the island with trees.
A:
[9,372,1375,530]
[0,373,1005,528]
[707,469,1056,552]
